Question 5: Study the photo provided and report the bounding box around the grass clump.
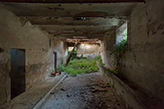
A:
[58,55,103,76]
[94,55,105,66]
[106,68,117,74]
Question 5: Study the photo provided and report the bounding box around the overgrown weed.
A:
[58,55,104,76]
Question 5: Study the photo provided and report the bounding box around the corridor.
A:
[0,0,164,109]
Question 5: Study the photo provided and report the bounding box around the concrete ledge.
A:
[0,72,66,109]
[97,62,149,109]
[33,74,68,109]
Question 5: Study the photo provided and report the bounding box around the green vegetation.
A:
[110,28,127,74]
[68,48,77,60]
[106,68,117,74]
[111,28,127,54]
[58,55,104,76]
[94,55,105,66]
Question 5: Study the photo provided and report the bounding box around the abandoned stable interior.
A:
[0,0,164,109]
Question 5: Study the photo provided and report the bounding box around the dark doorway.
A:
[10,48,25,99]
[54,52,57,69]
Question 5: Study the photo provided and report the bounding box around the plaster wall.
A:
[77,44,100,59]
[0,5,67,105]
[102,0,164,105]
[51,37,68,66]
[121,0,164,102]
[100,0,164,107]
[101,30,116,69]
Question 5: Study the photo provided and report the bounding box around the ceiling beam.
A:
[54,33,105,37]
[1,3,143,17]
[0,0,145,3]
[66,38,100,43]
[39,25,113,32]
[19,17,122,26]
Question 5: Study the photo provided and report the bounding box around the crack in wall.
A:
[145,6,149,38]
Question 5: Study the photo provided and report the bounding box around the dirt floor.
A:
[39,72,126,109]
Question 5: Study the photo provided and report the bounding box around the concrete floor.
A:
[39,72,126,109]
[0,72,126,109]
[0,72,65,109]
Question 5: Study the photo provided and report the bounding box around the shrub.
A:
[58,55,103,76]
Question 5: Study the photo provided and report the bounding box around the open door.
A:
[10,48,25,99]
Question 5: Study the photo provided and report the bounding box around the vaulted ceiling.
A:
[0,0,144,44]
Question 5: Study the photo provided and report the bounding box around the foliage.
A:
[52,69,55,72]
[75,54,87,60]
[106,68,117,74]
[80,54,83,58]
[94,55,105,66]
[68,48,77,60]
[68,49,86,60]
[110,29,127,74]
[116,39,127,53]
[94,55,102,61]
[58,55,103,76]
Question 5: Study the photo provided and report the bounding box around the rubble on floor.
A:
[39,72,126,109]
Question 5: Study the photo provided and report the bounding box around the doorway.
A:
[10,48,25,99]
[54,52,57,69]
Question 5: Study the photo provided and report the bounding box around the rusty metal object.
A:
[51,68,61,76]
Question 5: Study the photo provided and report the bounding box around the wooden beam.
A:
[65,43,77,67]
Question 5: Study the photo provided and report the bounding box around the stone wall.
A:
[0,5,67,105]
[77,44,100,59]
[101,0,164,108]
